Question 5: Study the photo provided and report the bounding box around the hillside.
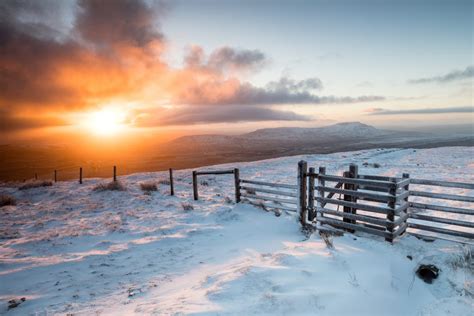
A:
[0,147,473,315]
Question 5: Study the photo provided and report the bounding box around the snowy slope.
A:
[0,147,473,315]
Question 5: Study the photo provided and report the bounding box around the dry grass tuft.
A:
[0,195,16,207]
[18,180,53,191]
[93,181,126,192]
[181,202,194,211]
[449,245,473,273]
[319,231,335,249]
[158,179,170,185]
[140,182,158,192]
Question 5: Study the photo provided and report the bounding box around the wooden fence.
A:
[192,168,240,202]
[405,178,474,241]
[236,161,473,243]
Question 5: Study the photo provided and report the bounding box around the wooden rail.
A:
[192,168,240,202]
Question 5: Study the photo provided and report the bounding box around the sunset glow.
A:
[84,108,127,136]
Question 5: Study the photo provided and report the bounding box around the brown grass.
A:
[158,179,170,185]
[0,195,16,207]
[93,181,126,192]
[140,182,158,192]
[181,202,194,211]
[18,180,53,191]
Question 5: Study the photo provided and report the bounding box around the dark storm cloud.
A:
[367,106,473,115]
[409,66,474,84]
[133,106,310,126]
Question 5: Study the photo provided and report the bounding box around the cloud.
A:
[173,77,383,106]
[409,66,474,84]
[0,0,386,131]
[132,106,310,126]
[367,106,473,115]
[0,110,69,131]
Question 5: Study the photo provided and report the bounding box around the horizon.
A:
[0,0,473,148]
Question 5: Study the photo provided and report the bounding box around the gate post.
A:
[385,178,397,243]
[307,167,316,222]
[192,171,198,200]
[316,166,326,228]
[297,160,308,227]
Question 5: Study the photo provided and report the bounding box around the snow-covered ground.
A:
[0,147,473,315]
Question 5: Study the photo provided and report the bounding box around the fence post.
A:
[316,166,326,228]
[192,171,198,200]
[54,170,57,183]
[399,173,410,237]
[113,165,117,182]
[35,173,38,180]
[169,168,174,196]
[349,164,358,225]
[297,160,308,227]
[385,178,397,243]
[79,167,83,184]
[234,168,241,203]
[307,167,316,222]
[342,171,354,232]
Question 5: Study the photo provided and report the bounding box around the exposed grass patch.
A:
[0,195,16,207]
[200,180,209,186]
[181,202,194,211]
[18,180,53,191]
[449,245,474,273]
[158,179,170,185]
[140,182,158,192]
[93,181,126,192]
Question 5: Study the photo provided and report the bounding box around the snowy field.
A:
[0,147,473,315]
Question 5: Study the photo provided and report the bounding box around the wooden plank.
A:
[195,170,235,175]
[358,174,399,181]
[316,197,397,215]
[395,178,410,189]
[408,222,474,239]
[319,174,395,188]
[392,222,408,238]
[410,178,474,189]
[241,192,297,205]
[409,202,474,215]
[318,217,391,238]
[410,190,474,203]
[358,185,390,193]
[240,185,297,198]
[409,213,474,228]
[240,179,297,189]
[317,186,394,203]
[317,207,389,227]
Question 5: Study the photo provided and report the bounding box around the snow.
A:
[0,147,473,315]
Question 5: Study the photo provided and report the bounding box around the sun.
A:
[85,108,126,136]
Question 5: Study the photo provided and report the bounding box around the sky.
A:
[0,0,473,143]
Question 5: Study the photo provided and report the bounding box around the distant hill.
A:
[170,122,418,149]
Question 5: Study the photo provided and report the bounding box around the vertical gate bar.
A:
[385,178,397,243]
[169,168,174,196]
[307,167,316,222]
[297,160,308,227]
[316,166,326,228]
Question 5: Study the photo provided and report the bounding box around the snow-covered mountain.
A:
[172,122,404,146]
[242,122,394,140]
